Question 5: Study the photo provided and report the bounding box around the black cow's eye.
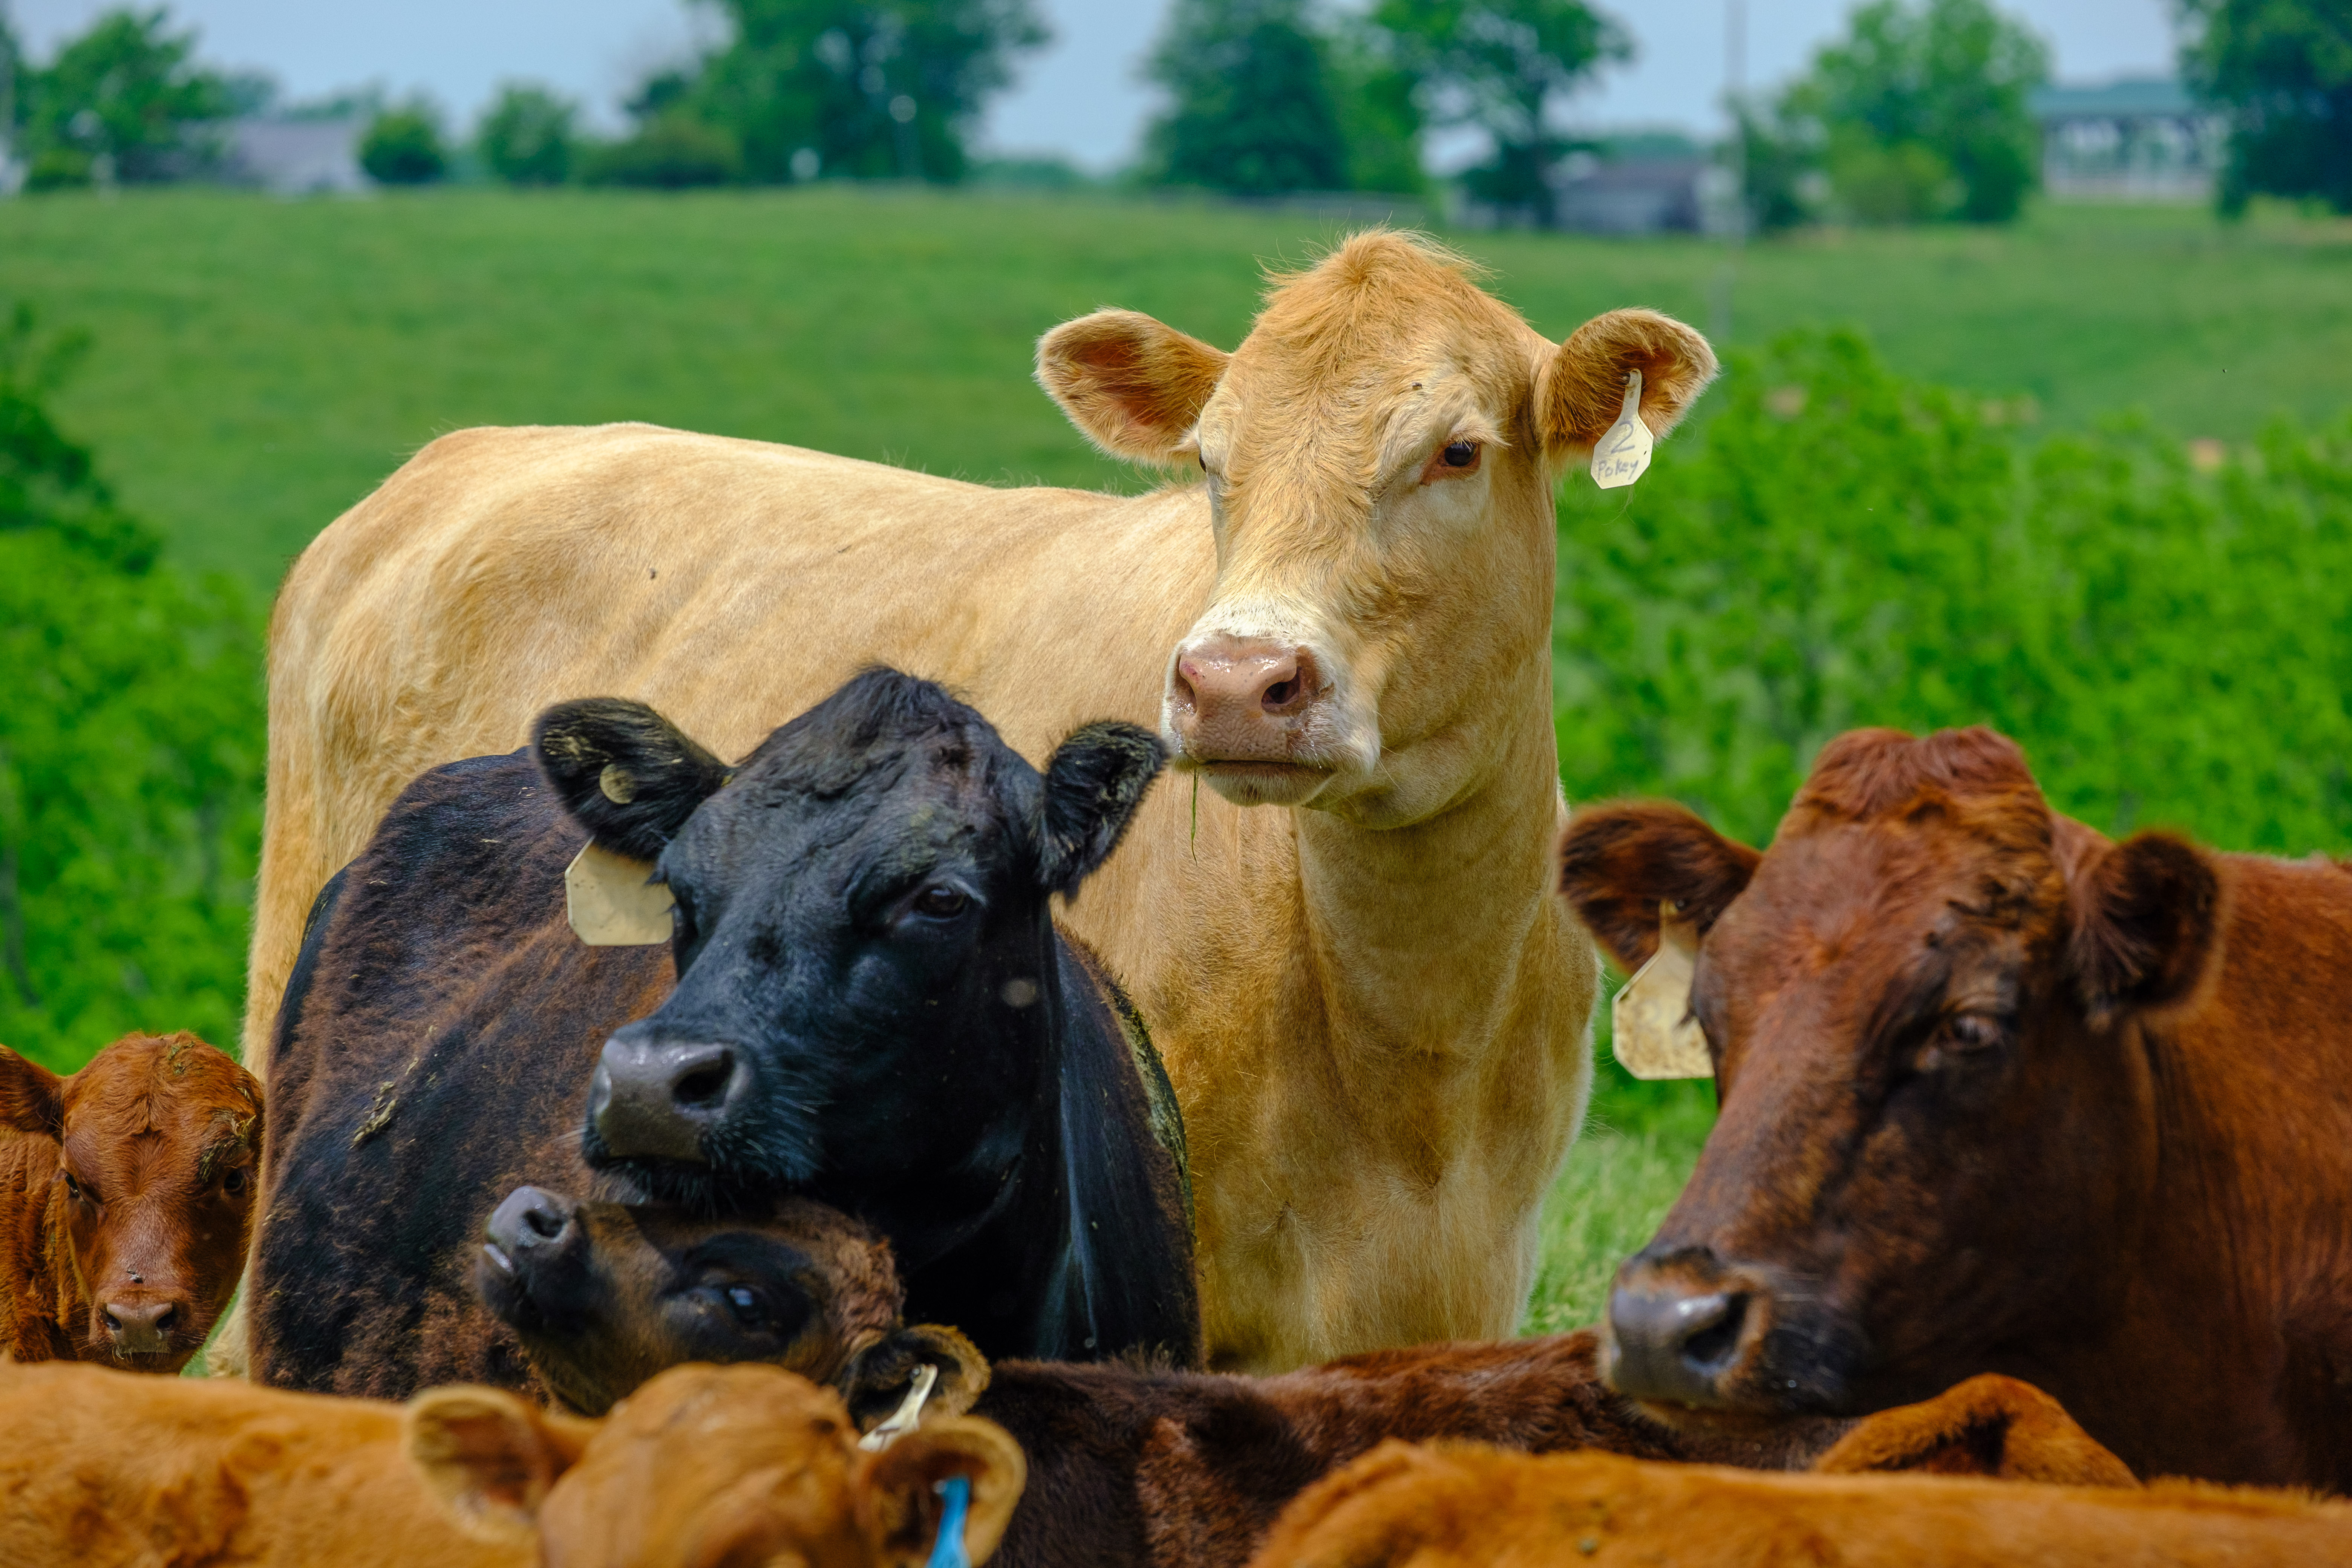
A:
[724,1285,768,1328]
[1441,439,1479,468]
[913,885,969,919]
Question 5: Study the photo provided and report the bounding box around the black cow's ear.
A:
[1557,802,1761,972]
[0,1045,64,1139]
[843,1323,991,1432]
[533,699,732,861]
[2069,831,2219,1027]
[1036,721,1167,897]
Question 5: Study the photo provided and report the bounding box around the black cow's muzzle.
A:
[588,1035,754,1163]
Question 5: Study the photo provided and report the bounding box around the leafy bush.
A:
[361,101,449,185]
[13,6,236,187]
[582,116,744,188]
[0,306,262,1071]
[477,82,577,187]
[2180,0,2352,215]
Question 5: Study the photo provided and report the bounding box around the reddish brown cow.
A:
[0,1032,262,1373]
[1557,725,2352,1489]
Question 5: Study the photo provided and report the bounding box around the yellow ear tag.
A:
[564,841,675,947]
[1610,902,1712,1080]
[1589,368,1653,490]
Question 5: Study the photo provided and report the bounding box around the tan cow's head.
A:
[1038,231,1715,825]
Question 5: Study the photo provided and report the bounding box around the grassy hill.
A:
[4,188,2348,590]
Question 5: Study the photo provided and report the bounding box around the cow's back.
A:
[252,749,672,1398]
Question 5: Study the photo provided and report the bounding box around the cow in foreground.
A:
[1559,725,2352,1488]
[0,1032,259,1372]
[0,1358,1023,1568]
[243,230,1721,1370]
[482,1188,2134,1568]
[1250,1443,2352,1568]
[252,671,1195,1396]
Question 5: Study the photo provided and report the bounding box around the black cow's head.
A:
[533,670,1165,1240]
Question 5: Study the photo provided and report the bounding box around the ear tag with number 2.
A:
[1610,901,1712,1079]
[565,841,675,947]
[1589,368,1653,490]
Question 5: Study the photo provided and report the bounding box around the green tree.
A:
[662,0,1049,184]
[0,305,262,1071]
[1777,0,2049,224]
[1143,0,1350,195]
[477,82,577,186]
[2179,0,2352,215]
[361,98,449,185]
[16,6,233,188]
[1369,0,1629,226]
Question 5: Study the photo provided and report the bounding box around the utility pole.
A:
[0,0,18,197]
[1711,0,1747,347]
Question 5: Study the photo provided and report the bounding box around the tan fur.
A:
[235,231,1714,1373]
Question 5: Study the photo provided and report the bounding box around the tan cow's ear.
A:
[0,1046,64,1139]
[1535,308,1718,470]
[856,1416,1027,1568]
[1036,309,1230,465]
[405,1386,598,1542]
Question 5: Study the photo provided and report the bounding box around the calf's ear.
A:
[1811,1373,2137,1488]
[1557,802,1761,972]
[1036,309,1230,466]
[844,1323,992,1431]
[405,1386,597,1542]
[2069,830,2220,1027]
[1535,308,1718,470]
[856,1416,1027,1568]
[534,698,733,861]
[0,1046,64,1139]
[1036,721,1168,898]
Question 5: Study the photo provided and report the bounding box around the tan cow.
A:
[239,231,1716,1371]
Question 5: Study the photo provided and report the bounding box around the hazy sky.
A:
[11,0,2180,168]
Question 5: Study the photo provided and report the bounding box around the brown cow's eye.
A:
[913,885,969,919]
[1442,440,1479,468]
[724,1286,769,1328]
[1947,1014,2004,1051]
[222,1167,249,1195]
[62,1173,89,1204]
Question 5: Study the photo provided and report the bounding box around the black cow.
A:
[250,669,1198,1397]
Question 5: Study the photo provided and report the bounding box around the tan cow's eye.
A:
[1442,440,1479,468]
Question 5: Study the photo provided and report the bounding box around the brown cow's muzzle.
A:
[1166,633,1330,775]
[100,1289,189,1358]
[1605,1246,1841,1415]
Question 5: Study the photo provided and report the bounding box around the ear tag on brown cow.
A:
[564,841,675,947]
[1611,903,1712,1079]
[858,1362,939,1452]
[1589,368,1654,490]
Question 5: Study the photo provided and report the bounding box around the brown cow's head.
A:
[0,1031,263,1372]
[1038,232,1715,825]
[410,1363,1026,1568]
[1557,728,2220,1422]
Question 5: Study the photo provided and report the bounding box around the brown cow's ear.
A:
[2069,831,2220,1027]
[856,1416,1027,1568]
[1557,803,1761,972]
[1534,309,1718,470]
[405,1386,597,1542]
[844,1323,993,1431]
[534,698,733,862]
[0,1047,64,1139]
[1810,1373,2137,1488]
[1036,309,1230,466]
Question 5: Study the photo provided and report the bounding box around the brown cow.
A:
[478,1193,2133,1568]
[238,231,1720,1372]
[1557,725,2352,1489]
[0,1031,260,1372]
[0,1358,1023,1568]
[1247,1443,2352,1568]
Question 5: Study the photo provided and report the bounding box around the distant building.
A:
[2031,79,2227,201]
[1552,151,1709,234]
[219,117,370,196]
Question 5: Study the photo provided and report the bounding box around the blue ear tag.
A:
[924,1475,972,1568]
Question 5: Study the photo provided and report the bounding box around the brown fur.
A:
[0,1032,260,1373]
[239,230,1717,1372]
[1557,725,2352,1488]
[0,1359,1022,1568]
[1247,1442,2352,1568]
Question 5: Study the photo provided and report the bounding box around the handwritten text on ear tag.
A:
[1611,902,1712,1079]
[1589,368,1654,490]
[565,841,675,947]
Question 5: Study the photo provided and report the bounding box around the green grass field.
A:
[11,185,2348,1336]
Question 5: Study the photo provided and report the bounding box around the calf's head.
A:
[475,1182,986,1424]
[1038,231,1715,824]
[0,1031,262,1370]
[1558,728,2219,1420]
[409,1363,1024,1568]
[536,669,1165,1225]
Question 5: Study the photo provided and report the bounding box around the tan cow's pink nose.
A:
[1170,635,1322,763]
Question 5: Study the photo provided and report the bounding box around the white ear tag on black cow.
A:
[1589,368,1654,490]
[1611,902,1712,1080]
[565,841,675,947]
[858,1362,939,1452]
